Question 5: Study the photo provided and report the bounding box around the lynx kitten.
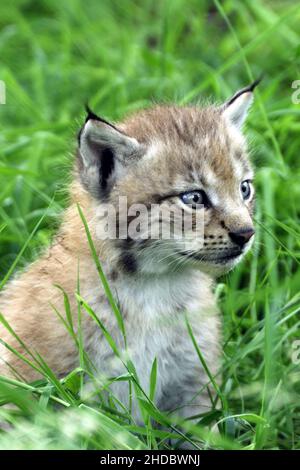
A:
[0,82,258,422]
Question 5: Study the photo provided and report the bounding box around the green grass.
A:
[0,0,300,450]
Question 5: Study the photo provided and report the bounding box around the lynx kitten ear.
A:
[78,107,141,199]
[222,79,260,129]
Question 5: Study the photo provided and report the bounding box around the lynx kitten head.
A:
[77,82,259,277]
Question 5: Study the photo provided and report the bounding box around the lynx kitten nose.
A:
[229,228,255,247]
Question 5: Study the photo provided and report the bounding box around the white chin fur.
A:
[196,256,242,277]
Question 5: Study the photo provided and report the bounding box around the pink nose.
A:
[229,228,255,247]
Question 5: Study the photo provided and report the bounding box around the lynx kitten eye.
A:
[240,180,252,200]
[181,190,209,209]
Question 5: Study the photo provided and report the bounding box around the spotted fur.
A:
[0,84,257,427]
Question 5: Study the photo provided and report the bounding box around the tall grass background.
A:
[0,0,299,449]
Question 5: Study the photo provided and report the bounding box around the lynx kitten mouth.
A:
[179,249,243,265]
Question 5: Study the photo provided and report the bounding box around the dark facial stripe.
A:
[119,251,137,274]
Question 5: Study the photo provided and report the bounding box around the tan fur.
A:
[0,96,255,422]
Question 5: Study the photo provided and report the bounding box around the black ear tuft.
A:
[77,105,102,144]
[226,76,262,107]
[84,104,124,133]
[77,105,120,145]
[85,104,103,123]
[247,75,263,92]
